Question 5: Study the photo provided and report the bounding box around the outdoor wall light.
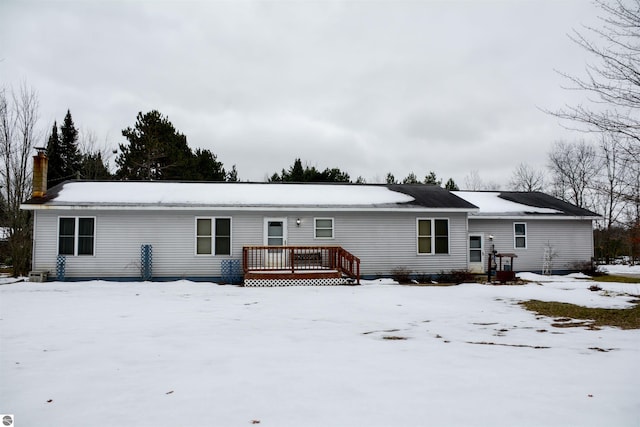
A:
[489,234,494,241]
[296,218,301,227]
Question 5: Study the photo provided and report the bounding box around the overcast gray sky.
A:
[1,0,600,186]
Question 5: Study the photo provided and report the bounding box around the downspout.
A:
[31,211,37,272]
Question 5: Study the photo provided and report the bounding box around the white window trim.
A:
[314,217,335,240]
[57,216,96,257]
[514,222,527,249]
[416,218,450,255]
[195,217,232,256]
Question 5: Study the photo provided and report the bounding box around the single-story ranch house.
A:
[22,158,599,285]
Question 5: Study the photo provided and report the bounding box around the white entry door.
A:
[469,234,485,273]
[264,218,287,268]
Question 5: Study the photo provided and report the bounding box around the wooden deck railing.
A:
[242,246,360,284]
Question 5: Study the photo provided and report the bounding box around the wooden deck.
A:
[242,246,360,286]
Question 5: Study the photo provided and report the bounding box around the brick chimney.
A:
[32,147,48,198]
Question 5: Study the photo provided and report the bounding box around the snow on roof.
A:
[453,191,561,215]
[46,181,416,208]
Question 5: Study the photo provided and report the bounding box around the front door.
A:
[469,234,484,273]
[264,218,287,268]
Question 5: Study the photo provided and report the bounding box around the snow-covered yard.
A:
[600,263,640,276]
[1,275,639,427]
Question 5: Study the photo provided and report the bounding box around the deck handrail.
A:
[242,246,360,284]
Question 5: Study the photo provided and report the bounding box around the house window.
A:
[417,219,449,254]
[314,218,334,239]
[196,218,231,255]
[58,217,95,256]
[514,222,527,249]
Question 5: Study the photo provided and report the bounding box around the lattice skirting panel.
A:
[245,277,348,287]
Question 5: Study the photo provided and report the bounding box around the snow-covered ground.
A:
[1,276,639,427]
[600,263,640,276]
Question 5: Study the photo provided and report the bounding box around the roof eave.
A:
[21,203,479,213]
[469,213,602,220]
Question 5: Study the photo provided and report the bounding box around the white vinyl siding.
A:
[35,210,250,279]
[196,217,231,256]
[314,218,334,239]
[33,210,469,279]
[468,219,595,272]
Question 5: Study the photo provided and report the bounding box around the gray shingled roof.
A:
[386,184,478,209]
[453,190,600,217]
[497,192,600,217]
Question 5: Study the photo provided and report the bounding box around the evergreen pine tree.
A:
[80,152,112,180]
[287,158,305,182]
[423,171,442,186]
[45,121,64,188]
[402,172,420,184]
[270,159,352,183]
[268,172,282,182]
[226,165,239,182]
[59,110,82,180]
[444,178,459,191]
[320,167,350,182]
[302,165,321,182]
[116,110,195,180]
[190,148,226,181]
[385,173,397,184]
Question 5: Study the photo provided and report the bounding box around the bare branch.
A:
[509,163,546,192]
[547,140,600,209]
[0,83,41,275]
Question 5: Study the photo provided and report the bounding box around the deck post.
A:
[290,247,295,274]
[242,247,248,275]
[330,247,335,269]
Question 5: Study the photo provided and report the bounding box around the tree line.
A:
[44,109,238,187]
[42,107,463,188]
[267,157,461,189]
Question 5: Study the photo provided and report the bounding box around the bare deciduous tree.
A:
[78,127,116,166]
[0,84,40,275]
[590,134,631,261]
[547,140,600,209]
[623,156,640,262]
[463,170,501,191]
[550,0,640,260]
[77,127,114,180]
[596,135,627,228]
[463,170,483,191]
[554,0,640,143]
[509,163,545,192]
[622,141,640,233]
